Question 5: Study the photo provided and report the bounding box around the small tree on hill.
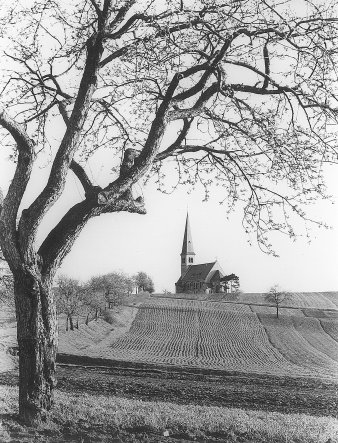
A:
[80,282,106,323]
[55,276,84,330]
[265,285,291,319]
[134,271,155,294]
[88,272,134,309]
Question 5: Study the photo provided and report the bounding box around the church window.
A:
[189,257,193,263]
[182,257,185,264]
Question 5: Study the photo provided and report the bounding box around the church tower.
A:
[180,213,195,276]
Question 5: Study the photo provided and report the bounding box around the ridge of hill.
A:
[152,291,338,310]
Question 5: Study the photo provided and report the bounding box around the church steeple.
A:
[180,213,195,276]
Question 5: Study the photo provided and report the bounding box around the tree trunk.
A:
[276,305,279,318]
[14,272,57,426]
[69,315,74,331]
[85,313,89,325]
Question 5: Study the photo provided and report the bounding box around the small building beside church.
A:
[175,214,239,294]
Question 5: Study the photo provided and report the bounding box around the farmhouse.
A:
[175,214,238,294]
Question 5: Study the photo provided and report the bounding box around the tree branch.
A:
[168,83,218,120]
[171,28,244,103]
[18,4,113,257]
[0,108,35,267]
[156,118,193,161]
[38,193,145,276]
[100,16,202,68]
[69,161,100,196]
[0,107,34,151]
[89,0,102,19]
[262,41,270,90]
[108,0,136,30]
[58,100,101,196]
[38,199,100,275]
[97,73,181,203]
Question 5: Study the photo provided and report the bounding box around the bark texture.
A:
[14,271,57,425]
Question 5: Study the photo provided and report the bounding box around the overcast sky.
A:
[1,145,337,293]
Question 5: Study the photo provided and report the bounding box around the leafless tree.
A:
[0,0,337,424]
[265,284,291,318]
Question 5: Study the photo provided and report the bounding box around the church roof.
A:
[181,213,195,256]
[177,262,217,284]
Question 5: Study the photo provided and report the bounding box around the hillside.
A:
[2,292,338,381]
[56,293,338,381]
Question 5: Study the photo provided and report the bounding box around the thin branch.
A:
[156,118,193,160]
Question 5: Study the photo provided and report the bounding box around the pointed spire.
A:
[181,212,195,256]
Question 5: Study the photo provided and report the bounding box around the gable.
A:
[209,270,221,283]
[179,262,216,283]
[205,261,225,283]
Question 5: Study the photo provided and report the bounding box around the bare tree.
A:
[0,0,337,424]
[265,285,291,318]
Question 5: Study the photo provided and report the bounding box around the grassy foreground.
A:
[1,386,337,442]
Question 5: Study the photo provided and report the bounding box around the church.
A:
[175,214,239,294]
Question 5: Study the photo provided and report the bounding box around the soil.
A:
[2,353,337,417]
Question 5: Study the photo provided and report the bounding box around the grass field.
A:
[1,385,338,443]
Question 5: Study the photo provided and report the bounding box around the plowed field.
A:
[66,297,338,380]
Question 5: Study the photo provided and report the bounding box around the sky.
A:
[0,147,337,294]
[60,170,338,293]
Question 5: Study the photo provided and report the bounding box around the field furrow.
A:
[101,304,304,376]
[319,319,338,343]
[57,296,338,381]
[291,317,338,363]
[258,314,338,379]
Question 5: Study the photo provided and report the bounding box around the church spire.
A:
[180,212,195,276]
